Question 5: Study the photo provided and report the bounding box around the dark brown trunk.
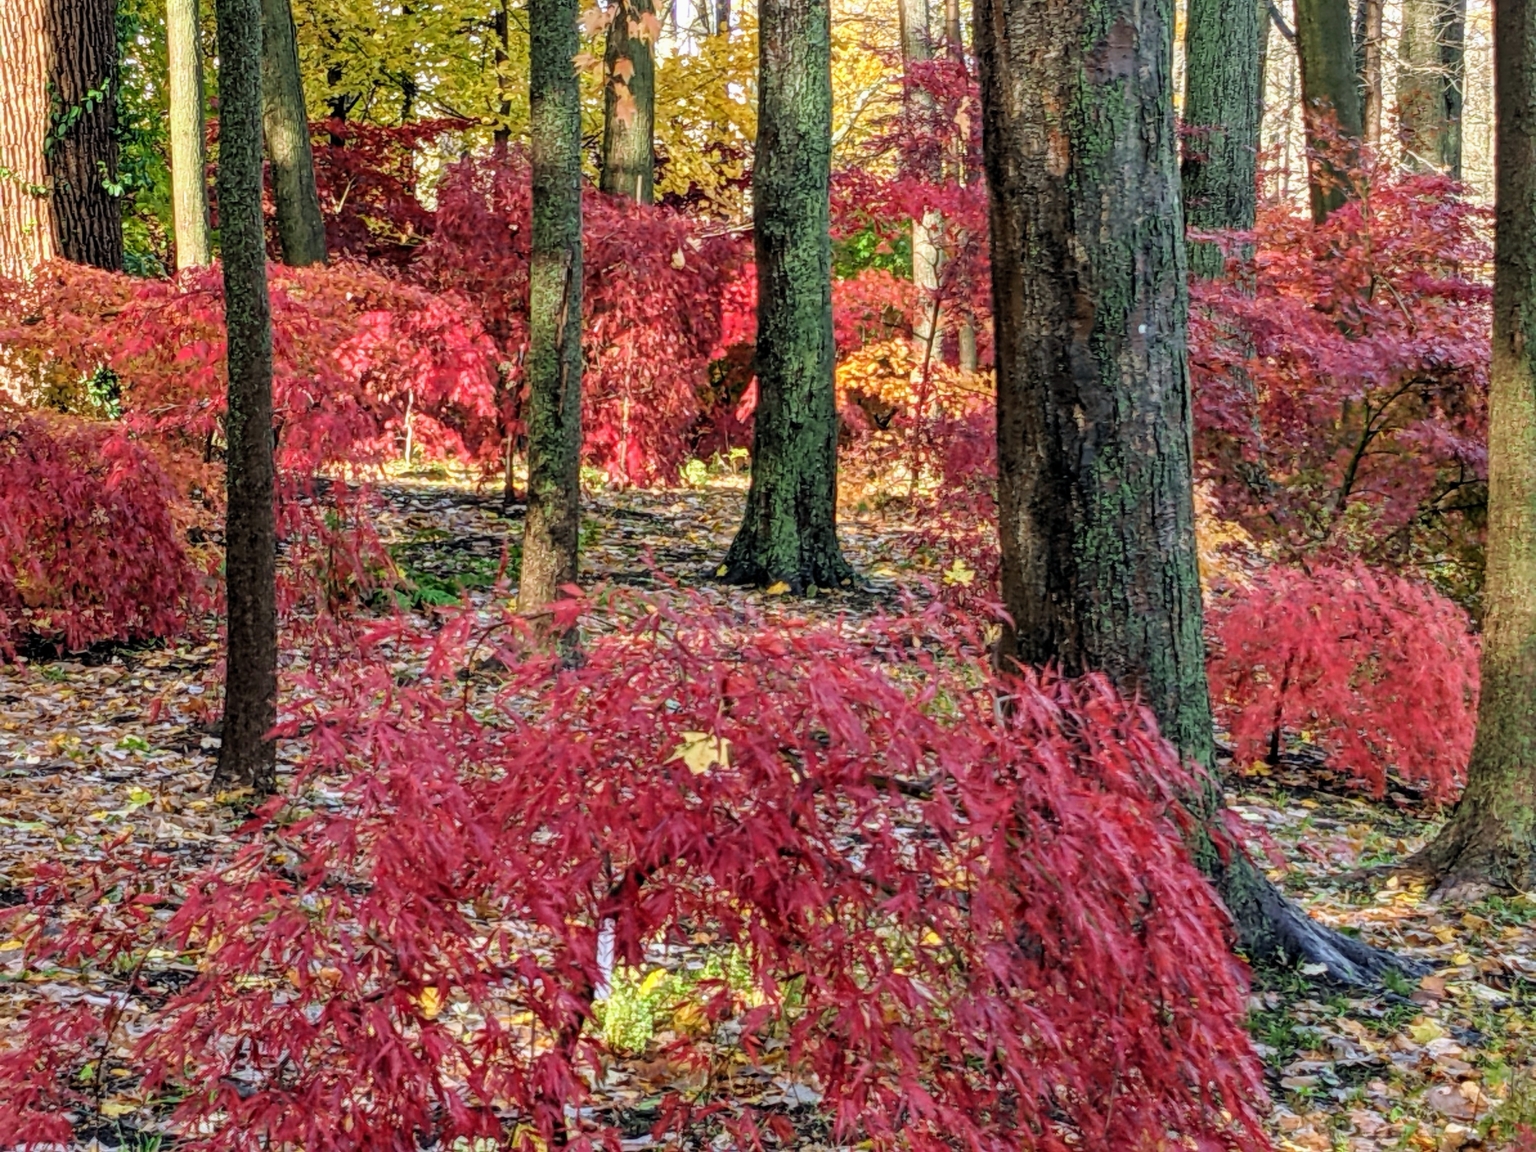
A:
[46,0,123,270]
[212,0,278,795]
[977,0,1408,985]
[1294,0,1364,221]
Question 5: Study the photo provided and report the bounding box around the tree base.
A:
[719,518,857,595]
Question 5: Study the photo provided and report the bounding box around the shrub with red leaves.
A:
[1206,563,1479,802]
[1190,173,1491,599]
[418,154,747,485]
[0,596,1269,1152]
[0,413,208,652]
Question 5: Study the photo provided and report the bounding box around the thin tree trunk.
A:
[600,0,656,202]
[0,0,55,278]
[260,0,326,265]
[1399,0,1467,175]
[493,0,512,155]
[899,0,944,375]
[1357,0,1383,147]
[1441,0,1468,177]
[167,0,212,269]
[943,0,962,55]
[1183,0,1264,276]
[716,0,729,33]
[212,0,278,796]
[46,0,123,270]
[1294,0,1363,221]
[1409,0,1536,893]
[721,0,853,592]
[519,0,584,621]
[977,0,1404,984]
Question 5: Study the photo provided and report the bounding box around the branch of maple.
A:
[1268,2,1296,42]
[1329,378,1421,527]
[831,80,892,151]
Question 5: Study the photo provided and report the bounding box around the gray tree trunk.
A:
[1410,0,1536,891]
[977,0,1406,984]
[212,0,278,796]
[519,0,585,621]
[260,0,326,265]
[1398,0,1466,176]
[1294,0,1364,220]
[721,0,853,592]
[167,0,212,268]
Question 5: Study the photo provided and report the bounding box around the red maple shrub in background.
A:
[0,595,1270,1152]
[0,412,209,652]
[1206,563,1479,802]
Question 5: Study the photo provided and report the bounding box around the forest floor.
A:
[1,472,1533,1151]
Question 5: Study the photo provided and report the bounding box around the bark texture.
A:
[721,0,853,592]
[600,0,656,202]
[46,0,123,270]
[899,0,944,370]
[168,0,212,269]
[1294,0,1363,221]
[1411,0,1536,891]
[213,0,278,796]
[1398,0,1466,176]
[976,0,1405,984]
[1356,0,1383,146]
[1182,0,1264,277]
[260,0,326,266]
[0,0,55,278]
[519,0,584,619]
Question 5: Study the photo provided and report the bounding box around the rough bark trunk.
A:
[519,0,584,621]
[976,0,1406,984]
[0,0,55,278]
[1294,0,1363,221]
[167,0,212,269]
[212,0,278,797]
[1409,0,1536,893]
[493,0,512,155]
[46,0,123,270]
[1356,0,1383,147]
[721,0,853,593]
[260,0,326,266]
[1399,0,1467,176]
[1182,0,1264,276]
[600,0,656,202]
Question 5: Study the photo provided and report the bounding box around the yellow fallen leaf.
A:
[1409,1018,1446,1044]
[417,986,443,1020]
[942,557,976,587]
[716,564,729,577]
[765,581,791,596]
[639,968,669,995]
[668,731,730,775]
[100,1098,138,1118]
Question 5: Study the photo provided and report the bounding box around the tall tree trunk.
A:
[1409,0,1536,892]
[260,0,326,265]
[212,0,278,796]
[519,0,584,621]
[721,0,853,592]
[600,0,656,202]
[1355,0,1383,147]
[46,0,123,270]
[0,0,55,278]
[1182,0,1264,276]
[899,0,944,375]
[943,0,962,55]
[167,0,212,269]
[493,0,512,155]
[1400,0,1467,175]
[976,0,1404,984]
[1294,0,1363,221]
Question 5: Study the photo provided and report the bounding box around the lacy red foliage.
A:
[1206,563,1479,802]
[1189,174,1491,594]
[0,597,1269,1152]
[417,154,748,485]
[0,412,208,652]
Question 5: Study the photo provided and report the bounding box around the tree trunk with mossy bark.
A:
[260,0,326,266]
[976,0,1408,984]
[519,0,584,621]
[1398,0,1466,177]
[600,0,655,202]
[47,0,123,270]
[1409,0,1536,894]
[168,0,212,269]
[1294,0,1363,221]
[1182,0,1263,277]
[212,0,278,797]
[721,0,853,593]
